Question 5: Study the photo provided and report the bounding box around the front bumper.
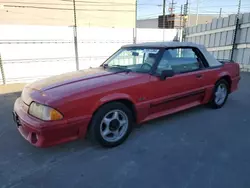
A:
[13,97,91,147]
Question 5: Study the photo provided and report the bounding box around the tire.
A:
[89,102,133,147]
[209,79,229,109]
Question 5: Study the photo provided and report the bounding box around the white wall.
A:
[0,25,178,84]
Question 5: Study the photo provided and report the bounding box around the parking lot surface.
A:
[1,73,250,188]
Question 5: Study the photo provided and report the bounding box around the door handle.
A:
[196,74,203,78]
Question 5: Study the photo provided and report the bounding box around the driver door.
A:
[148,47,206,116]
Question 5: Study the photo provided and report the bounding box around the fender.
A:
[216,71,231,83]
[91,93,136,114]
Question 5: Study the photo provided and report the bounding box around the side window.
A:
[156,48,202,74]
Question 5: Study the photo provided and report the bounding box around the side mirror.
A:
[160,70,175,80]
[132,52,139,56]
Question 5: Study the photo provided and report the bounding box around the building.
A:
[137,14,219,29]
[0,0,136,28]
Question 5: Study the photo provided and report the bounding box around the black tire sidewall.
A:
[90,102,133,147]
[211,79,229,109]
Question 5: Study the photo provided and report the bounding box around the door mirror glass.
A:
[160,70,175,80]
[132,52,139,56]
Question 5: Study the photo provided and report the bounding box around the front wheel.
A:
[89,102,133,147]
[209,79,229,109]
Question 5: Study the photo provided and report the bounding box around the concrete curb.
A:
[0,83,26,95]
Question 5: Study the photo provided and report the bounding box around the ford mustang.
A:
[13,42,240,147]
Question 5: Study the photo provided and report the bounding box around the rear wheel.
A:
[89,102,133,147]
[209,79,229,109]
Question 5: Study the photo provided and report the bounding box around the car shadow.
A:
[0,86,239,158]
[0,87,243,188]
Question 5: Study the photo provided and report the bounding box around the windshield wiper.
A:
[105,65,131,73]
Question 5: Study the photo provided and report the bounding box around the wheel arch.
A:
[216,74,232,92]
[89,94,137,129]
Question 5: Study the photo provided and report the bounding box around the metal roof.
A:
[122,42,205,49]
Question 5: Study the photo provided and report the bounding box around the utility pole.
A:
[168,0,176,29]
[196,0,199,25]
[188,0,191,26]
[180,5,183,29]
[170,0,174,15]
[73,0,79,71]
[237,0,241,15]
[169,0,176,15]
[163,0,166,41]
[230,0,241,61]
[182,0,188,42]
[179,5,183,41]
[133,0,137,44]
[219,8,222,18]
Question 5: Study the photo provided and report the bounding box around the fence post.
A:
[0,54,6,85]
[231,0,241,61]
[230,17,240,61]
[72,0,79,71]
[133,0,137,44]
[133,28,137,44]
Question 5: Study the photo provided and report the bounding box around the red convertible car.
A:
[13,42,240,148]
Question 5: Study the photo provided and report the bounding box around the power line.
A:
[138,9,239,19]
[61,0,134,5]
[138,9,236,19]
[0,1,163,7]
[0,2,73,6]
[138,14,160,19]
[4,10,70,22]
[4,5,134,12]
[138,8,249,20]
[175,4,250,9]
[3,9,120,23]
[3,2,248,13]
[60,0,160,6]
[138,16,159,20]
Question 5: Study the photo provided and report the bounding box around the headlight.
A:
[28,102,63,121]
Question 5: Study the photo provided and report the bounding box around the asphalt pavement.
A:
[1,73,250,188]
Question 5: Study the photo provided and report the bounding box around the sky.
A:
[137,0,250,19]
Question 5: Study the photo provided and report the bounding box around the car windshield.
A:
[103,47,161,73]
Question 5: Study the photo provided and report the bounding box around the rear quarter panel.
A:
[201,63,240,103]
[223,62,240,92]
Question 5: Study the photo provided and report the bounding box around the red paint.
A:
[13,61,240,147]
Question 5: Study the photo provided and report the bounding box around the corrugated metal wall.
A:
[185,13,250,72]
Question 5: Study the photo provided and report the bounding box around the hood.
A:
[26,68,117,91]
[22,68,149,106]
